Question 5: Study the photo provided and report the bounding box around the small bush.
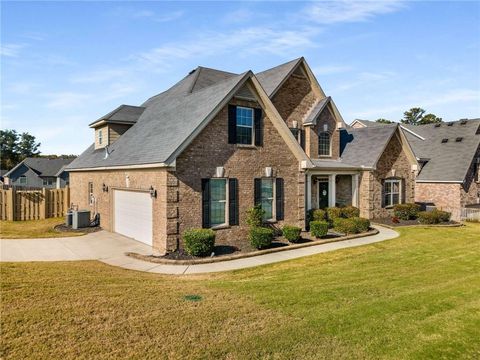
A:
[353,217,371,233]
[312,209,327,221]
[394,203,421,220]
[326,207,343,220]
[342,206,360,218]
[249,227,274,249]
[246,204,264,228]
[282,225,302,243]
[183,229,216,257]
[310,221,329,238]
[418,209,451,224]
[333,217,370,234]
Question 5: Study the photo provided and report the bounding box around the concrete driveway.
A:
[1,226,399,274]
[0,231,151,262]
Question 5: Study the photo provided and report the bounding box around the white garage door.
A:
[114,190,153,246]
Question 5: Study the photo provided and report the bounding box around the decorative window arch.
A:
[318,132,331,156]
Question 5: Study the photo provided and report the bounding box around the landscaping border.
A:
[126,228,379,265]
[371,222,463,229]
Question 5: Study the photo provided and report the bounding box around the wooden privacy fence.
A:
[0,187,70,221]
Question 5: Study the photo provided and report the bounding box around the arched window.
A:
[318,132,331,156]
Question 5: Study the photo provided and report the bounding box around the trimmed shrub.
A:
[312,209,327,221]
[249,227,274,249]
[282,225,302,243]
[326,207,343,220]
[310,221,329,238]
[394,203,421,220]
[333,217,370,234]
[418,210,451,224]
[353,217,370,233]
[342,206,360,219]
[183,229,216,257]
[246,204,264,228]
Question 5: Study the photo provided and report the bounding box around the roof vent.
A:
[455,137,463,142]
[188,69,196,75]
[447,122,453,126]
[441,138,448,143]
[460,119,468,125]
[434,123,441,128]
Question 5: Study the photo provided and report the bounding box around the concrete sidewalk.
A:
[1,225,398,274]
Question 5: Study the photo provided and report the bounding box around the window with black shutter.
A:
[228,104,262,146]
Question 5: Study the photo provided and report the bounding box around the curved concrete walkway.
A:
[1,225,399,274]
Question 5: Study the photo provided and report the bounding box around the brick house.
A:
[351,118,480,220]
[66,58,418,254]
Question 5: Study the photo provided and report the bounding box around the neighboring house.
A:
[0,169,7,184]
[66,57,417,254]
[4,157,75,188]
[350,118,480,220]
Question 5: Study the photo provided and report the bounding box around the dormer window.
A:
[98,129,103,145]
[318,132,331,156]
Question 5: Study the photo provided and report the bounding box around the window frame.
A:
[88,182,94,206]
[260,178,276,222]
[235,106,255,145]
[318,131,332,157]
[42,177,55,186]
[18,175,27,185]
[98,129,103,145]
[209,178,229,229]
[384,178,401,208]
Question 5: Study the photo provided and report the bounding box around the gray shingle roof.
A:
[338,124,398,168]
[402,119,480,182]
[350,119,390,128]
[304,97,331,124]
[67,70,250,170]
[255,58,302,97]
[6,157,74,177]
[89,105,145,126]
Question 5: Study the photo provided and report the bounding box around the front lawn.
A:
[0,218,85,239]
[1,224,479,359]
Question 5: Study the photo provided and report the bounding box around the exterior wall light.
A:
[102,183,109,192]
[265,167,273,177]
[149,186,157,199]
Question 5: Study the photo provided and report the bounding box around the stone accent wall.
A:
[173,97,304,248]
[69,168,171,254]
[359,132,415,219]
[336,175,352,206]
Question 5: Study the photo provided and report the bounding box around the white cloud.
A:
[154,10,184,23]
[222,9,255,24]
[302,0,406,24]
[0,43,25,57]
[70,69,129,84]
[45,92,91,109]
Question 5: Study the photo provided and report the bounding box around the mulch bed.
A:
[54,224,102,234]
[373,218,461,227]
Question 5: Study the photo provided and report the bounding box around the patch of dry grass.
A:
[0,218,84,239]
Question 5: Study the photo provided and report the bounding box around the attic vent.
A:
[447,122,453,126]
[460,119,468,125]
[434,123,441,128]
[188,69,196,75]
[441,138,448,143]
[455,137,463,142]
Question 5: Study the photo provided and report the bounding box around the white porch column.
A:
[306,173,312,210]
[352,174,359,207]
[328,174,336,207]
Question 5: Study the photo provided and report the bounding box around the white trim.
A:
[400,125,425,140]
[352,174,359,207]
[235,106,255,145]
[66,162,171,172]
[384,178,401,207]
[209,178,229,228]
[349,119,368,128]
[328,174,336,207]
[416,180,463,183]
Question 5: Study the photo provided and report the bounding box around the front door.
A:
[318,181,329,208]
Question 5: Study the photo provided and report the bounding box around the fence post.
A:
[40,188,47,219]
[7,188,15,221]
[64,186,70,215]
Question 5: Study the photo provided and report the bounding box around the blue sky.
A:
[1,0,479,154]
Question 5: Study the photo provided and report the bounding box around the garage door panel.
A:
[114,190,152,246]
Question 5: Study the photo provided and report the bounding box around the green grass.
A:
[0,218,84,238]
[1,224,479,359]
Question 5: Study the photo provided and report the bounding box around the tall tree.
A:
[419,113,442,124]
[401,107,426,125]
[0,129,41,170]
[375,118,394,124]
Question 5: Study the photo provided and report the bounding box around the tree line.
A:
[375,107,442,125]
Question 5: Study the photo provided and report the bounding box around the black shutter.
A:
[254,108,263,146]
[228,105,237,144]
[401,178,406,204]
[381,179,386,208]
[229,178,239,226]
[276,178,284,221]
[300,129,305,150]
[254,178,261,206]
[201,179,210,228]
